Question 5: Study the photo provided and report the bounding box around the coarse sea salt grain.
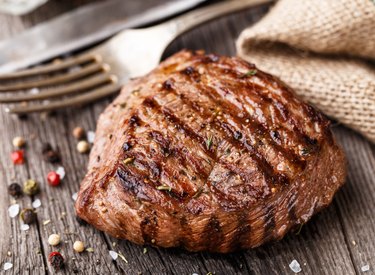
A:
[56,166,66,180]
[87,131,95,143]
[361,265,370,272]
[72,192,78,201]
[32,199,41,208]
[289,259,302,273]
[20,224,30,231]
[3,262,13,271]
[8,204,20,218]
[109,250,118,260]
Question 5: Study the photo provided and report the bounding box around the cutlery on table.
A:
[0,0,271,114]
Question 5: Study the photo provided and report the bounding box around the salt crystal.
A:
[3,262,13,271]
[289,259,302,273]
[192,273,199,275]
[72,192,78,201]
[8,204,20,218]
[32,199,42,208]
[87,131,95,143]
[109,250,118,260]
[361,265,370,272]
[20,224,30,231]
[56,166,66,180]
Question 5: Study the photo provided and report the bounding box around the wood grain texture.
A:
[0,1,374,274]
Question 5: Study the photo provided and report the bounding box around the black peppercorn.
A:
[42,143,61,163]
[8,183,22,197]
[20,208,36,224]
[48,252,64,271]
[75,216,87,226]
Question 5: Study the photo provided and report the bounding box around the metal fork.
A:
[0,0,270,114]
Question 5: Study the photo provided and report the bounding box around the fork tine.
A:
[0,63,108,92]
[5,77,120,114]
[0,54,99,80]
[0,73,114,103]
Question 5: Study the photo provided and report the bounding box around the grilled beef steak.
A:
[75,50,346,253]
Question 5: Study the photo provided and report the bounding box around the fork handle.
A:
[166,0,273,37]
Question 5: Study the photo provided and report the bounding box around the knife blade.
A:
[0,0,206,73]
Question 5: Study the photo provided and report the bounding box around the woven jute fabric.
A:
[237,0,375,143]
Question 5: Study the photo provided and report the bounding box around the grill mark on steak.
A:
[228,212,251,251]
[201,215,224,251]
[263,205,276,242]
[160,74,306,178]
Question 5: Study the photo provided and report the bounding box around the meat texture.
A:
[75,50,346,253]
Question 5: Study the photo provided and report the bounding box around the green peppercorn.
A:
[20,208,36,224]
[8,183,22,197]
[23,179,39,196]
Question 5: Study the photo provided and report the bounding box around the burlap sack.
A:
[237,0,375,143]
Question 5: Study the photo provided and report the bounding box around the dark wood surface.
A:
[0,1,374,274]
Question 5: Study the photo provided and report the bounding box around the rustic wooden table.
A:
[0,1,374,274]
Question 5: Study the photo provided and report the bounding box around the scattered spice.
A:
[3,262,13,271]
[48,252,64,271]
[241,69,257,78]
[55,166,66,180]
[20,224,29,231]
[86,247,94,253]
[72,192,78,201]
[87,131,95,143]
[289,259,302,273]
[123,157,134,165]
[48,234,61,246]
[47,171,61,186]
[118,253,128,264]
[12,136,26,148]
[11,150,25,165]
[109,250,118,260]
[23,179,39,196]
[42,143,61,163]
[8,183,22,197]
[72,127,85,140]
[73,241,85,253]
[156,185,172,192]
[20,208,36,224]
[143,247,148,254]
[8,204,20,218]
[77,140,90,154]
[32,199,42,208]
[43,220,51,226]
[206,135,213,150]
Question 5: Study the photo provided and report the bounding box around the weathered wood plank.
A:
[1,1,374,275]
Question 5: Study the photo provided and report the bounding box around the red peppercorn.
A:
[48,251,64,270]
[47,171,60,186]
[11,150,25,165]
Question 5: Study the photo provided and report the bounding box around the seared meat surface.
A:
[75,50,346,253]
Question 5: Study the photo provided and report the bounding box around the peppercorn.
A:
[48,251,64,271]
[47,171,61,187]
[42,143,60,163]
[75,216,87,226]
[77,141,90,154]
[72,127,85,140]
[20,208,36,224]
[23,179,39,196]
[73,241,85,253]
[12,136,26,148]
[8,183,22,197]
[48,234,61,246]
[11,150,25,165]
